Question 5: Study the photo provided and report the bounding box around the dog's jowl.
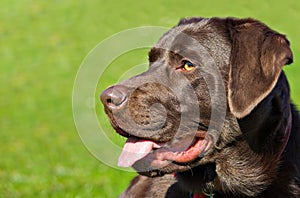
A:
[101,17,300,198]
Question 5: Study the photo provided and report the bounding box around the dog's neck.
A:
[175,73,293,197]
[238,72,291,154]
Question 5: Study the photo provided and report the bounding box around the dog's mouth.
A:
[117,129,212,169]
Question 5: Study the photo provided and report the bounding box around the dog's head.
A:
[100,17,293,177]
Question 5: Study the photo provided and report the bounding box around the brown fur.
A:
[101,17,300,197]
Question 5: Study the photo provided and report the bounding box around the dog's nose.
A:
[100,85,128,110]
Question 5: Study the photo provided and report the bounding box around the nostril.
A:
[100,85,128,109]
[106,98,112,105]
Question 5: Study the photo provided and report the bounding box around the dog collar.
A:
[190,192,214,198]
[173,173,215,198]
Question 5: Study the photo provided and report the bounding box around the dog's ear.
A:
[227,18,293,118]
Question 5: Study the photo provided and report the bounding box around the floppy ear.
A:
[227,18,293,118]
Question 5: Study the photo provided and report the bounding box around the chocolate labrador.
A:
[101,17,300,197]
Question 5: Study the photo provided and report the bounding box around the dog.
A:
[101,17,300,197]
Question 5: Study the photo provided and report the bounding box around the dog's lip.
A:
[108,117,131,138]
[117,130,211,168]
[111,117,208,140]
[149,133,210,167]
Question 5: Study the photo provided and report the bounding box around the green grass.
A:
[1,0,300,197]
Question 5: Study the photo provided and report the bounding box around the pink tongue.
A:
[118,137,159,167]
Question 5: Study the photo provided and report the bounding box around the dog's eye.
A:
[182,60,195,71]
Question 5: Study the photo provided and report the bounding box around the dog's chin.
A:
[134,156,209,177]
[136,161,201,177]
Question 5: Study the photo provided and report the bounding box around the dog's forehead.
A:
[154,18,211,50]
[150,18,231,66]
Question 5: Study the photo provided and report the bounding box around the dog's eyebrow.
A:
[168,50,184,66]
[148,47,164,63]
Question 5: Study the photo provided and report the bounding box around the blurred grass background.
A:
[1,0,299,197]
